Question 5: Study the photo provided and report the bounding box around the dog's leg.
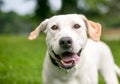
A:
[100,68,118,84]
[114,64,120,77]
[99,58,119,84]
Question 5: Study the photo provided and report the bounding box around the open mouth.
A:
[52,49,82,69]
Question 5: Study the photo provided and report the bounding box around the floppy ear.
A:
[28,19,49,40]
[87,20,101,41]
[82,15,101,41]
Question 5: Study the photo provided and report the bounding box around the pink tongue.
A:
[61,54,80,64]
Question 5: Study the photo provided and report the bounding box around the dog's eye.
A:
[73,24,81,29]
[51,25,59,30]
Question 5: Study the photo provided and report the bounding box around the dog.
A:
[28,14,120,84]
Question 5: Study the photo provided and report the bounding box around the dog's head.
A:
[28,14,101,69]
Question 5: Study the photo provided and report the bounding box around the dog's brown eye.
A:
[51,25,59,30]
[73,24,81,29]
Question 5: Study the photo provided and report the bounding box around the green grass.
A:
[0,35,46,84]
[0,35,120,84]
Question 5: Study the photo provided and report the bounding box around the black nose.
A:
[59,37,72,49]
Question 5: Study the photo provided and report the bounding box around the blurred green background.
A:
[0,0,120,84]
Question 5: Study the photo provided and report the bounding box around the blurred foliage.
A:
[0,12,37,34]
[59,0,78,14]
[34,0,52,21]
[0,0,120,34]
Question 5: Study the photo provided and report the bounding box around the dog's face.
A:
[46,15,87,55]
[45,15,87,69]
[28,14,101,69]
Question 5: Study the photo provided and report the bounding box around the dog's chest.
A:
[51,69,81,84]
[50,75,79,84]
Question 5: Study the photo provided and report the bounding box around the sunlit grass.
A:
[0,35,46,84]
[0,35,120,84]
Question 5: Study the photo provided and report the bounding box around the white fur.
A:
[30,14,120,84]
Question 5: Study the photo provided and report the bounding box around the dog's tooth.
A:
[60,60,64,64]
[72,61,74,65]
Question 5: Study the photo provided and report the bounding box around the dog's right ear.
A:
[28,19,49,40]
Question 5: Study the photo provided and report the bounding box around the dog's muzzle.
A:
[50,49,82,69]
[49,37,82,69]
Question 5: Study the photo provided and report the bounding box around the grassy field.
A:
[0,35,120,84]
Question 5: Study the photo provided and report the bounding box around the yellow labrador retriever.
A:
[28,14,120,84]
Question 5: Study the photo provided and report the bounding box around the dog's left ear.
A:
[82,15,101,41]
[28,19,49,40]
